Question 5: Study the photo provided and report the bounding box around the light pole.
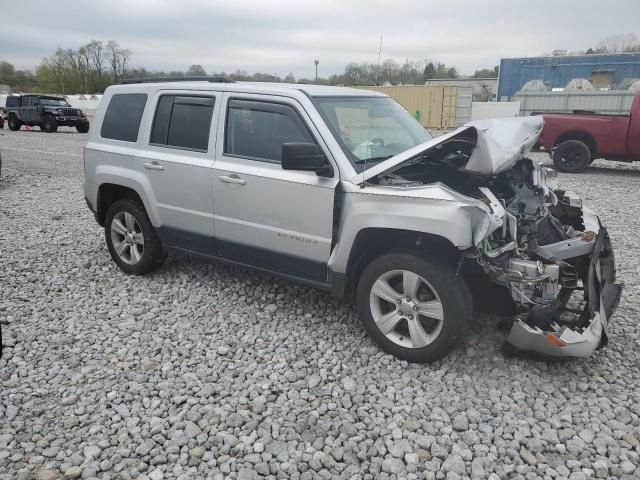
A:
[314,59,319,82]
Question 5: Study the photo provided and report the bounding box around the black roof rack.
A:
[120,76,235,85]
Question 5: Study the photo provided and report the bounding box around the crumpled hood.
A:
[350,116,544,184]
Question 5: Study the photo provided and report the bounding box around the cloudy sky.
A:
[1,0,639,78]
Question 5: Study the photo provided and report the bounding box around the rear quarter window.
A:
[101,93,148,142]
[6,97,20,108]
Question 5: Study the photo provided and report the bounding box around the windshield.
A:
[40,98,70,107]
[314,96,432,172]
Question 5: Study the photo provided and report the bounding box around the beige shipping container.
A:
[355,85,458,129]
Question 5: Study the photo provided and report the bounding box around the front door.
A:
[211,93,338,282]
[135,91,220,249]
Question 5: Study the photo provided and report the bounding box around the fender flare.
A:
[95,165,161,227]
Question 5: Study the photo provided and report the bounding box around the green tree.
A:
[187,64,207,76]
[0,61,16,84]
[423,62,436,80]
[472,66,499,78]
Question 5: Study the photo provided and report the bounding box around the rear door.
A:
[21,96,34,122]
[136,90,220,249]
[210,93,338,282]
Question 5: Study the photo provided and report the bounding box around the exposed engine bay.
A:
[364,120,623,358]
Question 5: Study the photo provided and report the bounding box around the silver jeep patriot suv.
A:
[84,77,621,362]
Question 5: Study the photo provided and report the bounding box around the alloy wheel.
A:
[369,269,444,349]
[110,211,145,265]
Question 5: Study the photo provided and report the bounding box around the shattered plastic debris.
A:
[580,231,596,242]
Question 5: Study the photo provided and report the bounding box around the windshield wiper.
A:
[354,155,393,164]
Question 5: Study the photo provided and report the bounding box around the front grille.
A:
[61,108,80,117]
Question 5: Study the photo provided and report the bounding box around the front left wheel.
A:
[105,199,165,275]
[76,121,90,133]
[43,116,58,133]
[356,251,472,363]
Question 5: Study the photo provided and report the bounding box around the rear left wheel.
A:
[356,251,472,363]
[8,115,21,131]
[105,199,165,275]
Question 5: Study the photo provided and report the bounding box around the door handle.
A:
[218,174,246,185]
[143,162,164,171]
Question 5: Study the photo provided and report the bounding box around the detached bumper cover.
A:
[505,226,623,358]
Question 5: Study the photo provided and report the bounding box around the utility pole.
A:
[314,59,319,82]
[375,36,383,86]
[405,58,409,84]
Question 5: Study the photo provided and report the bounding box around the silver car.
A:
[84,78,621,362]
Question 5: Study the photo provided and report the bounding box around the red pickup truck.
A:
[537,91,640,172]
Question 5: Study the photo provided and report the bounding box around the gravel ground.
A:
[1,128,639,480]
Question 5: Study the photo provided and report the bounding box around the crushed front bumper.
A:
[505,221,623,358]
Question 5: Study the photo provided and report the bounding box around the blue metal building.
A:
[497,53,640,100]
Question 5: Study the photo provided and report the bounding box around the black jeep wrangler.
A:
[5,95,90,133]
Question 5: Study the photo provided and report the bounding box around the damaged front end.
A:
[358,117,623,358]
[475,164,623,358]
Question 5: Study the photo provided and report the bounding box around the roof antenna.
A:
[375,35,383,86]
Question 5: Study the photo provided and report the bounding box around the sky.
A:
[1,0,639,78]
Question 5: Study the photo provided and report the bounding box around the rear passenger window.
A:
[101,94,147,142]
[224,99,314,162]
[6,96,20,108]
[150,95,214,152]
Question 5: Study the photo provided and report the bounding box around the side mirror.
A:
[281,142,333,177]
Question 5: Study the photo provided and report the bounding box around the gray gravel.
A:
[1,128,639,479]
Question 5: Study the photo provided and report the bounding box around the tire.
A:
[553,140,591,173]
[104,199,165,275]
[356,250,472,363]
[8,115,21,131]
[43,116,58,133]
[76,121,90,133]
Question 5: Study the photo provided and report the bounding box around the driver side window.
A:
[224,99,314,163]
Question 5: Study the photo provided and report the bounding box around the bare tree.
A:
[38,39,133,93]
[381,59,399,83]
[86,40,106,82]
[49,48,71,94]
[106,40,131,83]
[596,33,640,53]
[77,46,92,93]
